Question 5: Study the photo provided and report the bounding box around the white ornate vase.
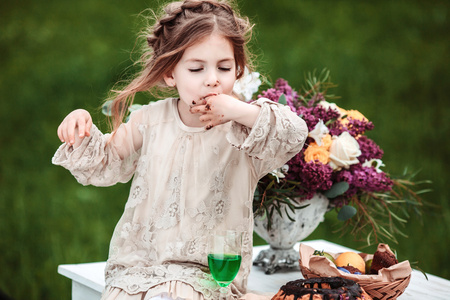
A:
[253,193,329,274]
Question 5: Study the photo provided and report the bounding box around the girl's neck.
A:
[177,98,204,127]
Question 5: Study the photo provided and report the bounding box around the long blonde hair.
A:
[108,0,254,130]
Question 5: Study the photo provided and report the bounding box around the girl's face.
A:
[164,33,237,106]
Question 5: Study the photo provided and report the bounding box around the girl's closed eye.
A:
[218,67,232,72]
[189,68,203,73]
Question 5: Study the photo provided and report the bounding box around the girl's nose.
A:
[205,79,220,87]
[204,71,219,87]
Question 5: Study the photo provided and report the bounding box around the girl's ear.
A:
[163,73,176,87]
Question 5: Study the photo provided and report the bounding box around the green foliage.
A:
[338,175,428,245]
[253,174,309,229]
[299,69,340,105]
[277,94,287,105]
[1,0,449,299]
[337,205,357,222]
[323,182,349,199]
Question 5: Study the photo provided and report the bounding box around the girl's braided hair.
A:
[108,0,254,130]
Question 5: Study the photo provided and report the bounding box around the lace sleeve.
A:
[52,111,144,187]
[226,98,308,178]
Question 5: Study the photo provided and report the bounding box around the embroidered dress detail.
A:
[52,97,308,299]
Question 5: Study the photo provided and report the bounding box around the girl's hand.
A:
[57,109,93,146]
[190,94,260,130]
[190,94,234,130]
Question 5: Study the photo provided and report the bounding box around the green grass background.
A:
[1,0,448,299]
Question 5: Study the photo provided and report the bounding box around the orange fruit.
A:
[335,252,365,274]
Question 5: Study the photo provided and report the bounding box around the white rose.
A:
[308,120,329,146]
[329,131,361,171]
[233,68,262,101]
[318,100,344,117]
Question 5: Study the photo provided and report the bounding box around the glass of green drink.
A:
[207,230,243,299]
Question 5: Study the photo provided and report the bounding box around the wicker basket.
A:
[299,243,412,300]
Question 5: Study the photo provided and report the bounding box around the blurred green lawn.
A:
[1,0,449,299]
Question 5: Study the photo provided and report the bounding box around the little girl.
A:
[53,0,307,299]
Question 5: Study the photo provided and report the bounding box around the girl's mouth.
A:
[201,92,219,100]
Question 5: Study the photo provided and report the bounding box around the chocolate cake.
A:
[370,248,398,274]
[272,277,372,300]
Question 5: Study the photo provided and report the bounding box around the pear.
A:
[313,250,336,264]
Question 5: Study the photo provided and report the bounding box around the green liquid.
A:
[208,253,242,287]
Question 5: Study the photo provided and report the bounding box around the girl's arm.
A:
[53,108,144,186]
[190,94,260,129]
[57,109,143,159]
[226,98,309,179]
[192,95,308,178]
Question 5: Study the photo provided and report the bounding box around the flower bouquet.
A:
[234,69,429,245]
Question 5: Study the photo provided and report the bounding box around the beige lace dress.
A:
[52,97,308,299]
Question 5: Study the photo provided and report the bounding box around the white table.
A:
[58,239,450,300]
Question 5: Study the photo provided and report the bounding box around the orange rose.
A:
[338,107,347,117]
[340,109,368,126]
[304,143,330,164]
[347,109,368,121]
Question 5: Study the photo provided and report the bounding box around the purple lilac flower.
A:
[329,117,374,137]
[297,106,340,131]
[258,78,298,112]
[357,136,384,163]
[333,170,358,198]
[287,154,334,199]
[311,106,340,124]
[258,88,280,102]
[296,107,316,131]
[329,122,345,136]
[351,165,393,192]
[285,149,305,181]
[346,118,374,137]
[274,78,299,107]
[333,165,393,200]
